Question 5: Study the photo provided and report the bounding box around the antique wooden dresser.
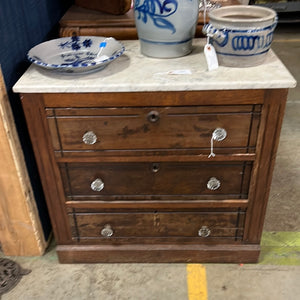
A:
[13,39,296,263]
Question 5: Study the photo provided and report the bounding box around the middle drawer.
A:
[60,161,252,201]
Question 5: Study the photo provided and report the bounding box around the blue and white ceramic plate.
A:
[27,36,125,73]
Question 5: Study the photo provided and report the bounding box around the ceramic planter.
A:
[202,5,277,67]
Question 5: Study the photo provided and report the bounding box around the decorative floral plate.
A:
[27,36,125,73]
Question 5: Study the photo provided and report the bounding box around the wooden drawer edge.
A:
[66,200,249,211]
[41,90,265,107]
[70,236,244,245]
[56,153,256,162]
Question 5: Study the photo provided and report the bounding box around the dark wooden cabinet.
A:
[59,2,241,39]
[19,89,288,263]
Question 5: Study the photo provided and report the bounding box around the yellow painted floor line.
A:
[186,264,208,300]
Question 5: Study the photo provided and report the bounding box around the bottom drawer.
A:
[69,211,245,242]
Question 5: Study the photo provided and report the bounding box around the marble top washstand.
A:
[13,39,296,93]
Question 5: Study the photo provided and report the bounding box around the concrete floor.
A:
[1,23,299,300]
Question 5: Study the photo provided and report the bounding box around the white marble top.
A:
[13,39,296,93]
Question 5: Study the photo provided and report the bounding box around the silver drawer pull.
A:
[207,177,221,191]
[198,226,211,237]
[82,131,97,145]
[91,178,104,192]
[208,128,227,158]
[101,224,114,237]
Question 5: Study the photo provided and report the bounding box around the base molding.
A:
[57,243,260,263]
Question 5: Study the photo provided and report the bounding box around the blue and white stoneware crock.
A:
[202,5,277,67]
[134,0,199,58]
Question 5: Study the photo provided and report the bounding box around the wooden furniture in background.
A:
[75,0,132,15]
[60,1,240,39]
[0,67,47,256]
[59,5,140,39]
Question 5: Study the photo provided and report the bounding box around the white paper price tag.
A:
[167,69,192,75]
[204,43,219,71]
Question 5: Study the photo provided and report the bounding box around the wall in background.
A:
[0,0,73,240]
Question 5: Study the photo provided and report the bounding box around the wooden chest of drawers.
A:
[19,88,288,263]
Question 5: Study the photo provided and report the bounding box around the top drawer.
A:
[46,105,261,155]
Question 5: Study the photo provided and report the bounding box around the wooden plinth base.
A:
[57,244,260,264]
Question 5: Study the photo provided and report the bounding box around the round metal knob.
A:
[212,128,227,142]
[101,224,114,237]
[82,131,97,145]
[198,226,211,237]
[207,177,221,191]
[147,111,160,123]
[90,178,104,192]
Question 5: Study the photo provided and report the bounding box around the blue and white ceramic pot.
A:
[134,0,200,58]
[202,5,277,67]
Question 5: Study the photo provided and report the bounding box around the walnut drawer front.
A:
[46,105,261,154]
[60,162,252,200]
[69,211,245,242]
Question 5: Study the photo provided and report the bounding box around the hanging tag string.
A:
[207,35,210,46]
[204,0,210,45]
[208,128,227,158]
[203,0,207,26]
[208,136,216,158]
